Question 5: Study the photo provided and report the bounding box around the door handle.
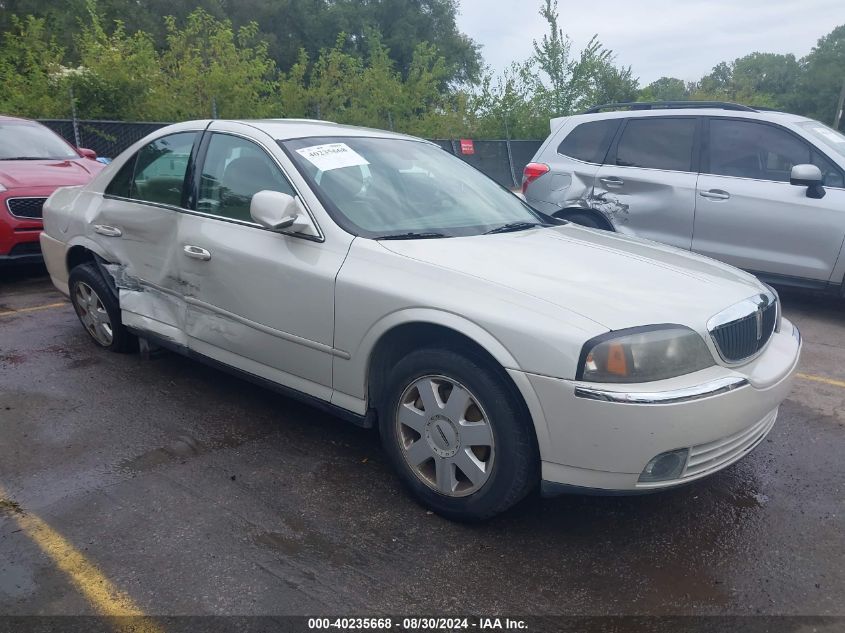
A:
[700,189,731,200]
[93,224,122,237]
[599,176,624,186]
[183,245,212,261]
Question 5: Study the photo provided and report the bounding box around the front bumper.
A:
[0,189,49,262]
[0,245,43,264]
[518,319,801,493]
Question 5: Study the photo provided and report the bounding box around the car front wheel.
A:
[380,348,537,521]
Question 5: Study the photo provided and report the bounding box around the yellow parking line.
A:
[0,301,67,316]
[797,372,845,389]
[1,487,162,632]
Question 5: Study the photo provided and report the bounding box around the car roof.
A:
[564,108,816,126]
[216,119,426,143]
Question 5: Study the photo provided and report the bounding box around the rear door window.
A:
[126,132,197,207]
[615,118,697,172]
[557,119,620,164]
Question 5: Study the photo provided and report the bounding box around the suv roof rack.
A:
[583,101,758,114]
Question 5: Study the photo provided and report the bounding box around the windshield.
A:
[0,121,79,160]
[798,121,845,161]
[281,136,546,238]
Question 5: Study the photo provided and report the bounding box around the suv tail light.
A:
[522,162,550,194]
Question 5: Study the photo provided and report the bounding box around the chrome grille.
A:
[708,291,778,363]
[6,197,47,219]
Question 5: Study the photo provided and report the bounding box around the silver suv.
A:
[523,101,845,293]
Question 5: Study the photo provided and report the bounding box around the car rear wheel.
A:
[379,348,537,521]
[68,262,136,353]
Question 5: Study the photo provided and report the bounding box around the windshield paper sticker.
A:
[812,127,845,144]
[296,143,370,171]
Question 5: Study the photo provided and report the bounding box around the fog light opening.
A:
[639,448,689,483]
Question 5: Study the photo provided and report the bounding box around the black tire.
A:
[379,347,538,521]
[562,211,607,230]
[68,262,136,353]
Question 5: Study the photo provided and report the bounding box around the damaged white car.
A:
[41,120,801,520]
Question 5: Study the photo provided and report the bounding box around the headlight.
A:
[578,325,714,383]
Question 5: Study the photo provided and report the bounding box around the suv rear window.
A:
[557,119,620,164]
[615,118,697,172]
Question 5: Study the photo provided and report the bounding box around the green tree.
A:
[797,26,845,128]
[639,77,689,102]
[732,52,800,102]
[527,1,636,117]
[687,53,797,110]
[0,0,481,86]
[278,30,449,133]
[65,1,163,120]
[156,10,279,120]
[592,64,639,106]
[0,15,66,117]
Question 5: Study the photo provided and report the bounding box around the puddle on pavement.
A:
[254,515,368,568]
[119,428,271,473]
[0,353,26,367]
[120,435,205,472]
[255,531,307,556]
[66,357,101,370]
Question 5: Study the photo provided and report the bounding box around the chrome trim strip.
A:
[573,376,749,405]
[706,290,775,330]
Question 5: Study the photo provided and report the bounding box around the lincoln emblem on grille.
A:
[755,306,764,341]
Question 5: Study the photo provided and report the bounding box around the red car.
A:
[0,115,104,264]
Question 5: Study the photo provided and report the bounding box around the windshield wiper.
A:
[484,221,544,235]
[375,231,448,240]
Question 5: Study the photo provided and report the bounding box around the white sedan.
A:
[40,120,801,520]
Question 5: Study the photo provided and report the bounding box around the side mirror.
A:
[77,147,97,160]
[790,164,825,199]
[250,190,319,236]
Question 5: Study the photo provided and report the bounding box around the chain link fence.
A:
[39,119,171,159]
[39,119,543,189]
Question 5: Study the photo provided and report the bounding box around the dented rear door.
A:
[95,130,201,344]
[592,116,699,250]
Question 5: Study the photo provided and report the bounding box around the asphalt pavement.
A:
[1,264,843,620]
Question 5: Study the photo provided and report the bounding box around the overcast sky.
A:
[456,0,845,85]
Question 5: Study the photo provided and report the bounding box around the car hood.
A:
[0,159,102,190]
[379,224,765,332]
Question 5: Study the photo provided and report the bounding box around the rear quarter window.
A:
[557,119,620,164]
[104,157,136,198]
